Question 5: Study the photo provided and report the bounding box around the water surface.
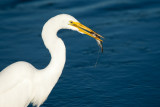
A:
[0,0,160,107]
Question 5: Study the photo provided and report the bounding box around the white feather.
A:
[0,14,78,107]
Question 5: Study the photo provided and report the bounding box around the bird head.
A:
[59,14,104,52]
[60,14,104,42]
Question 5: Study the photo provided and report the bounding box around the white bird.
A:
[0,14,103,107]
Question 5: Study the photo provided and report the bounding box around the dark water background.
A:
[0,0,160,107]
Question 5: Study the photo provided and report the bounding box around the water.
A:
[0,0,160,107]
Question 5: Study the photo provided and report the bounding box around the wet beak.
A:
[69,21,104,52]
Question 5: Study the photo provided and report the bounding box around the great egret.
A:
[0,14,103,107]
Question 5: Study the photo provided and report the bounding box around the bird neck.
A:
[42,18,60,51]
[41,17,66,80]
[44,38,66,81]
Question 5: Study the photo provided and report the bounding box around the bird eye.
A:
[70,21,73,23]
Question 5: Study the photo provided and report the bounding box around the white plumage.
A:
[0,14,103,107]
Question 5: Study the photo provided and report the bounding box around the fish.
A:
[90,32,103,53]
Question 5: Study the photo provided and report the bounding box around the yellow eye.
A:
[70,21,73,24]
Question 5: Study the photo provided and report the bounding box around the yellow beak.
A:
[69,21,104,41]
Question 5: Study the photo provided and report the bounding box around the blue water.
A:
[0,0,160,107]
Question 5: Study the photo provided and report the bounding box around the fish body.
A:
[90,32,103,53]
